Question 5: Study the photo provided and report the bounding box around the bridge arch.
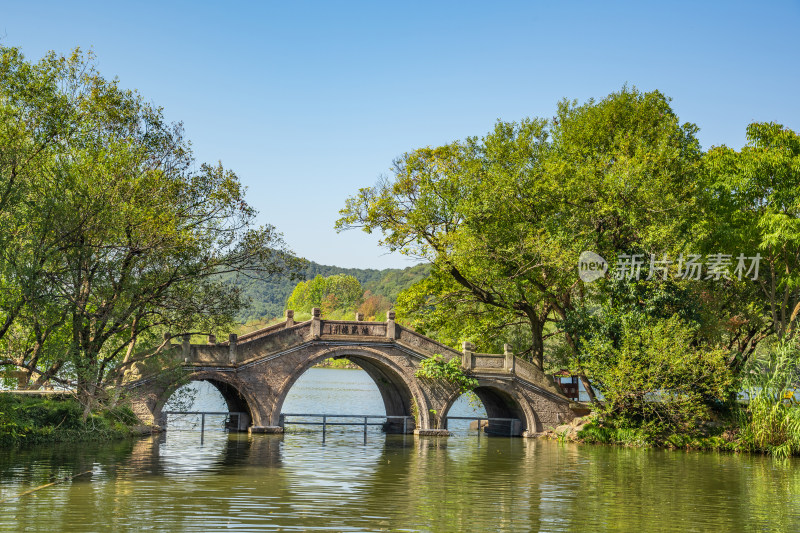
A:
[269,345,432,431]
[440,379,539,436]
[151,370,259,429]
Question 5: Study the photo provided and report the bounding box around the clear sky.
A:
[3,1,798,269]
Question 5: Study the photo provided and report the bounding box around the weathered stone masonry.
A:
[125,309,579,436]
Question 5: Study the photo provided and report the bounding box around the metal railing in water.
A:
[159,411,523,441]
[161,410,246,443]
[281,413,413,441]
[444,416,522,437]
[282,413,522,437]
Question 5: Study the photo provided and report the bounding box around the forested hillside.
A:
[231,262,429,322]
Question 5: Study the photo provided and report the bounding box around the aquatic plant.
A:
[415,354,478,394]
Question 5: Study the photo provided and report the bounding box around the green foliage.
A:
[0,46,300,408]
[736,396,800,458]
[338,87,703,370]
[228,262,429,323]
[696,122,800,367]
[282,268,426,321]
[735,338,800,457]
[415,355,478,394]
[286,274,364,318]
[581,312,733,439]
[0,393,139,447]
[396,266,529,353]
[313,357,359,369]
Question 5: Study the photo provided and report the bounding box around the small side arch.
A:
[440,380,538,436]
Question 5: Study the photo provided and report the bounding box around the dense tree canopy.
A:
[339,86,800,425]
[0,47,300,412]
[286,274,364,317]
[698,123,800,367]
[338,87,702,373]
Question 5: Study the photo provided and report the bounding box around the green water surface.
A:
[1,369,797,532]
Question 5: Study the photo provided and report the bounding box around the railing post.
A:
[355,312,364,321]
[228,333,238,364]
[311,307,322,337]
[386,310,397,339]
[285,309,294,328]
[182,334,191,362]
[504,343,515,373]
[462,341,475,371]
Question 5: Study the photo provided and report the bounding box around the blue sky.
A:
[3,1,799,269]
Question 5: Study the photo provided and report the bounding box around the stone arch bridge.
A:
[125,309,579,436]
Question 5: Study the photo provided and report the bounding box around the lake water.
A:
[1,368,799,532]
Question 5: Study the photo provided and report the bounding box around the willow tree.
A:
[337,88,702,383]
[0,47,301,412]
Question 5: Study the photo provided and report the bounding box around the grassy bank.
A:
[0,393,142,447]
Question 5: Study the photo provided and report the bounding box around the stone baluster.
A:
[504,343,515,373]
[182,334,191,362]
[229,333,238,364]
[386,310,397,339]
[311,307,321,337]
[355,312,364,321]
[285,309,294,328]
[462,341,475,371]
[208,334,217,345]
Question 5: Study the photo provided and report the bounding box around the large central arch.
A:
[268,346,431,432]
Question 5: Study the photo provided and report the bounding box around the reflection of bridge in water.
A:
[126,308,581,436]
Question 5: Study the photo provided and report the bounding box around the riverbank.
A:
[0,392,146,447]
[546,407,800,458]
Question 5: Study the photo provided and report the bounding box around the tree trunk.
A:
[529,320,545,371]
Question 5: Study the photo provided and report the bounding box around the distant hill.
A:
[231,261,430,322]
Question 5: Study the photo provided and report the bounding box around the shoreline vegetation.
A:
[0,393,145,447]
[547,406,800,459]
[313,358,361,370]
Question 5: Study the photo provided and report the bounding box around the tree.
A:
[581,310,732,440]
[0,46,301,413]
[338,87,702,377]
[699,123,800,371]
[286,274,363,318]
